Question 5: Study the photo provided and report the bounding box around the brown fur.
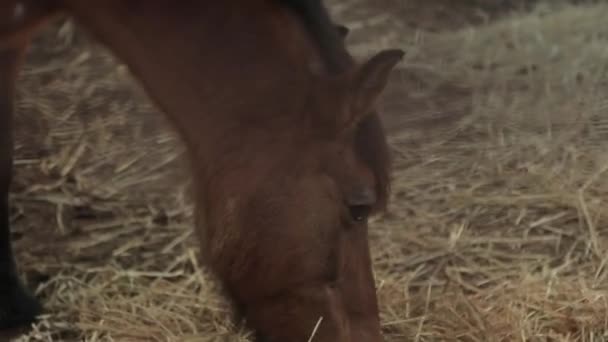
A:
[0,1,402,340]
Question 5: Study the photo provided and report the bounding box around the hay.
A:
[7,0,608,341]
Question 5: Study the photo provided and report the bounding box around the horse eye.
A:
[349,205,371,222]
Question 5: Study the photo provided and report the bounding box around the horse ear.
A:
[335,25,349,39]
[347,49,403,124]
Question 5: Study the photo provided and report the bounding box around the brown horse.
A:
[0,1,403,341]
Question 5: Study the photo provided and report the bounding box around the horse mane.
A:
[280,0,392,210]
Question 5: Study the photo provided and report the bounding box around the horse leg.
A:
[0,45,42,330]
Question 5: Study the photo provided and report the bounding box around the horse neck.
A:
[59,1,318,171]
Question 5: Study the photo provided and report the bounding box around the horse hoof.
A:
[0,279,42,330]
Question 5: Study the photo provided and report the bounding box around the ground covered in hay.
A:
[6,0,608,341]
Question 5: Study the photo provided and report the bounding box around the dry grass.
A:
[7,0,608,341]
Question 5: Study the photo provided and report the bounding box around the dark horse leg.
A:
[0,46,42,330]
